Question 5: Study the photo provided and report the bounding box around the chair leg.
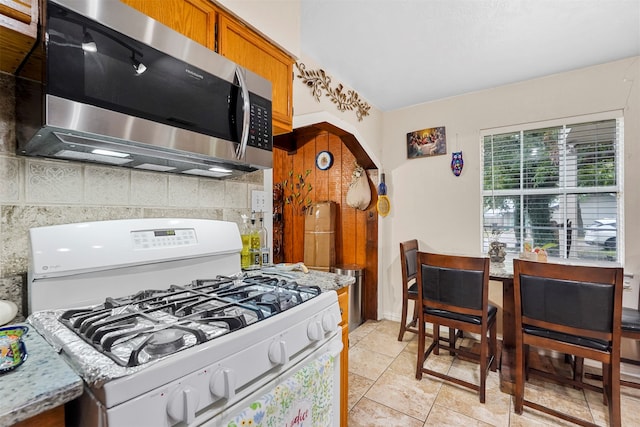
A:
[416,311,425,380]
[479,332,488,403]
[515,340,525,414]
[606,362,622,427]
[398,296,409,341]
[489,320,497,372]
[524,344,530,381]
[410,301,419,328]
[433,323,441,355]
[573,356,584,389]
[448,327,456,356]
[603,363,610,406]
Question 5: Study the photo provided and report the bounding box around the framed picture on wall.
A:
[406,126,446,159]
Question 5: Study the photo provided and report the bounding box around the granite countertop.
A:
[247,267,356,291]
[0,323,83,427]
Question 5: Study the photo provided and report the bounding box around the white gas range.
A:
[26,218,342,426]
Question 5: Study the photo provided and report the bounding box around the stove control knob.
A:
[167,385,200,424]
[307,321,323,341]
[210,368,237,400]
[268,340,289,365]
[322,311,339,332]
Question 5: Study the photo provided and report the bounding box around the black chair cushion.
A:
[523,325,610,351]
[622,307,640,333]
[405,248,418,278]
[519,274,614,333]
[408,282,418,297]
[422,265,484,310]
[424,304,497,325]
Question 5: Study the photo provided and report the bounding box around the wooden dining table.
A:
[488,258,518,394]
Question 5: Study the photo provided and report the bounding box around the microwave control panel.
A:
[248,95,272,150]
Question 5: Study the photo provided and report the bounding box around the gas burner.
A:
[145,329,186,356]
[259,292,294,311]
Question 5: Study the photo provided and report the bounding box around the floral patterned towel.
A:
[227,352,335,427]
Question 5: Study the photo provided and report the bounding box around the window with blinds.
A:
[481,114,623,263]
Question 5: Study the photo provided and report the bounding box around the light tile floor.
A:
[347,320,640,427]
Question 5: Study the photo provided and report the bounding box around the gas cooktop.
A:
[59,275,321,367]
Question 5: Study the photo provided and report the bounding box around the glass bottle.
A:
[240,215,251,270]
[259,213,270,266]
[250,213,261,268]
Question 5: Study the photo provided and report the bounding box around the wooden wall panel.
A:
[273,130,378,320]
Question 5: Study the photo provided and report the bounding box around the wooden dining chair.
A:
[620,307,640,389]
[584,306,640,390]
[415,252,497,403]
[398,240,419,341]
[513,259,623,427]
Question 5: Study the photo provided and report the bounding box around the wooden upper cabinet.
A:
[217,14,294,135]
[121,0,216,50]
[0,0,38,73]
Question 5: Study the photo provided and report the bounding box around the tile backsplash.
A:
[0,72,265,322]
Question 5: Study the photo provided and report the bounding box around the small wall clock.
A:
[315,151,333,170]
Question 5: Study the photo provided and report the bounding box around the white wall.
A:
[216,0,301,58]
[379,57,640,321]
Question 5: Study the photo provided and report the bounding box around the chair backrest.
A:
[417,252,490,316]
[400,240,419,287]
[513,259,623,345]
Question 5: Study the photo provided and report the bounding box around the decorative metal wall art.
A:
[295,62,371,121]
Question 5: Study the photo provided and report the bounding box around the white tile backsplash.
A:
[168,175,199,207]
[0,155,20,203]
[130,170,168,206]
[25,159,83,204]
[224,181,248,208]
[198,179,225,207]
[84,166,130,205]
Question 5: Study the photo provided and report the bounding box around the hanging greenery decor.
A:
[281,169,314,214]
[295,62,371,122]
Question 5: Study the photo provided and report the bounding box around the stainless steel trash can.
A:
[331,264,364,331]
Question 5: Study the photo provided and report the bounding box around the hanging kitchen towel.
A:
[346,164,371,210]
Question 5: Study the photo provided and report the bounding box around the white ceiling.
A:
[300,0,640,112]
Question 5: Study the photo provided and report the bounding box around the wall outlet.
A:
[251,190,267,212]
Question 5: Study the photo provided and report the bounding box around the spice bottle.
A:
[250,213,261,268]
[259,213,270,266]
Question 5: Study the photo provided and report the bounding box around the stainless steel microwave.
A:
[16,0,273,179]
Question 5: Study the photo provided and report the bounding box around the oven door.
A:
[204,331,342,427]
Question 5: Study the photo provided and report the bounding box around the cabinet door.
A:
[121,0,216,49]
[337,288,349,427]
[12,405,65,427]
[218,14,293,135]
[0,0,38,73]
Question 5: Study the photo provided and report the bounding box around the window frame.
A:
[479,110,624,265]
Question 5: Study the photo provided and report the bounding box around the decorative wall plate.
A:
[377,195,391,217]
[316,151,333,170]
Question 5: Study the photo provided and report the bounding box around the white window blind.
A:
[481,115,623,263]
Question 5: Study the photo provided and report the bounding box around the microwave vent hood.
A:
[15,0,273,179]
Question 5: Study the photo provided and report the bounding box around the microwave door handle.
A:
[234,67,251,160]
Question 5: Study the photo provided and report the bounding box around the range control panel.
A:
[131,228,197,249]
